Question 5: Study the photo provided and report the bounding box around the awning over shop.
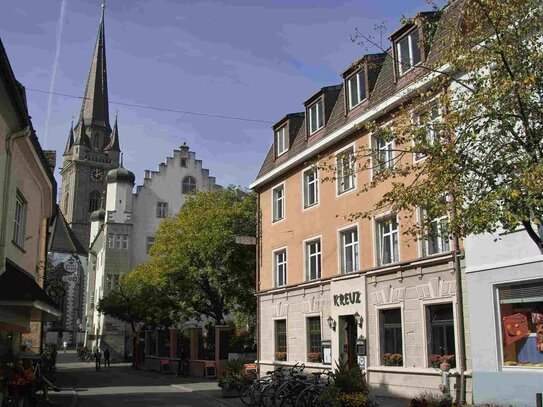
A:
[0,260,61,323]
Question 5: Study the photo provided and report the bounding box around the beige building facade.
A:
[252,4,471,402]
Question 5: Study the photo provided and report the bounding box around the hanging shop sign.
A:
[333,291,362,306]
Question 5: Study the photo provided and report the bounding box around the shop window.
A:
[427,303,456,368]
[380,308,403,366]
[307,317,322,363]
[275,320,287,361]
[498,280,543,368]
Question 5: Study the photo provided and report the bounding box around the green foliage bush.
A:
[218,359,248,391]
[43,343,58,363]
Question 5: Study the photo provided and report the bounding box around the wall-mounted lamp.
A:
[354,311,363,329]
[327,315,336,331]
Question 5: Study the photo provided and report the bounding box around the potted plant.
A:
[429,354,442,368]
[308,352,322,363]
[440,354,455,371]
[274,351,287,361]
[383,353,403,366]
[218,360,247,398]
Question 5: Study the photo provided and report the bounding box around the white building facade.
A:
[466,229,543,407]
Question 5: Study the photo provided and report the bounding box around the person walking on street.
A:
[94,348,102,372]
[104,348,110,368]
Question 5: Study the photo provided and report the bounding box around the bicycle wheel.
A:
[295,387,319,407]
[278,381,306,407]
[240,383,254,406]
[259,383,278,407]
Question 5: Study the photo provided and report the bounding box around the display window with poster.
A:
[498,279,543,368]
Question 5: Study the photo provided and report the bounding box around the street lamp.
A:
[327,316,336,331]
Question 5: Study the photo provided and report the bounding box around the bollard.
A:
[537,393,542,407]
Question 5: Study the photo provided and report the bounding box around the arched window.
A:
[89,191,101,213]
[182,176,197,194]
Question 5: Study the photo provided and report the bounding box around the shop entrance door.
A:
[339,315,358,368]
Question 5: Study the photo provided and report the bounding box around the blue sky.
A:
[1,0,434,189]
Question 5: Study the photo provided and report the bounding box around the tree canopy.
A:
[146,187,257,325]
[338,0,543,251]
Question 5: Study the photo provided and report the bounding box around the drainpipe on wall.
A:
[255,195,261,375]
[0,126,30,269]
[452,233,466,406]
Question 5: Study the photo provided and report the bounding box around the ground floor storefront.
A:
[258,253,472,402]
[467,258,543,407]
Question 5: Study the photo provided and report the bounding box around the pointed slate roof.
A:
[78,3,110,132]
[63,122,74,155]
[104,114,120,151]
[49,209,87,255]
[73,120,91,147]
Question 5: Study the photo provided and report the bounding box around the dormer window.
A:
[347,70,367,110]
[396,28,421,76]
[275,126,288,157]
[308,99,324,135]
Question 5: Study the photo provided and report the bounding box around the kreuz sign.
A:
[333,291,362,306]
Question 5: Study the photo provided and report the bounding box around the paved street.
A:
[49,351,243,407]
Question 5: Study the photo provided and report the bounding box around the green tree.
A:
[148,187,256,325]
[97,263,174,335]
[340,0,543,251]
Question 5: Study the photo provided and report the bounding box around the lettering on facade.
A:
[333,291,362,306]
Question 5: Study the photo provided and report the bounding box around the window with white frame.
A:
[380,308,403,366]
[272,184,285,222]
[109,233,129,250]
[347,70,367,109]
[337,146,355,194]
[274,249,287,287]
[303,167,319,208]
[182,176,197,194]
[13,192,27,247]
[340,227,359,273]
[414,107,440,161]
[307,317,322,363]
[376,216,399,266]
[122,234,129,250]
[275,319,287,361]
[498,280,543,368]
[427,303,456,368]
[396,28,421,76]
[157,202,168,218]
[275,126,288,157]
[305,239,322,281]
[373,135,394,175]
[421,208,450,256]
[308,99,324,135]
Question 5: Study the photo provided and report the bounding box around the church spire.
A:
[63,120,74,155]
[78,1,110,130]
[104,112,121,152]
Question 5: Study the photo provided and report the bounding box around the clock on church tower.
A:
[90,168,104,182]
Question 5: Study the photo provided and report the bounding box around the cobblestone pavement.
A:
[49,351,243,407]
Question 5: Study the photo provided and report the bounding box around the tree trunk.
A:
[521,220,543,253]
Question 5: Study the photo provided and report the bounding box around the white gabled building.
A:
[85,144,220,359]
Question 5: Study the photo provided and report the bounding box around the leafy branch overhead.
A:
[323,0,543,251]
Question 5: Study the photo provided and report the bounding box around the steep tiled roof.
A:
[49,210,88,255]
[253,1,463,186]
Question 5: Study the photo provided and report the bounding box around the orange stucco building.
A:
[251,4,471,402]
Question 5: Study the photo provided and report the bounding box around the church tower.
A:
[59,2,120,247]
